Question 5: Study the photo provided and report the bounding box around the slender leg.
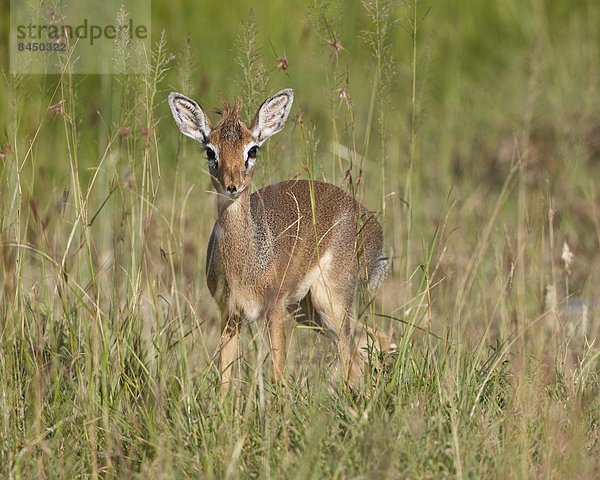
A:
[310,280,364,390]
[220,315,240,395]
[337,314,363,388]
[267,303,287,384]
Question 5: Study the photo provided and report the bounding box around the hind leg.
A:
[309,274,364,389]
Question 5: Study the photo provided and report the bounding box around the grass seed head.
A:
[561,241,574,274]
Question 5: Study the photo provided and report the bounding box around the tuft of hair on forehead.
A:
[213,96,245,124]
[214,96,245,141]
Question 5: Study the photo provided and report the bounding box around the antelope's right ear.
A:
[168,92,211,143]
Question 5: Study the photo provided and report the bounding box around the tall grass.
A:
[1,0,600,477]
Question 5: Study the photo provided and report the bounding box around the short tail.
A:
[366,254,389,291]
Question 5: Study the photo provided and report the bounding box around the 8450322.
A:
[17,42,66,52]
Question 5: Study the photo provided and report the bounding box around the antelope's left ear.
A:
[251,89,294,145]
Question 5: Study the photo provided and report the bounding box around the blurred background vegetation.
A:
[3,0,600,261]
[1,0,599,477]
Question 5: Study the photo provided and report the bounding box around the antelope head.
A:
[168,89,294,200]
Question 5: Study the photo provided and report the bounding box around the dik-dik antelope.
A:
[168,88,392,391]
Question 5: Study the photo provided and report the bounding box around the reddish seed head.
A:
[276,56,289,71]
[336,86,352,107]
[293,110,304,126]
[49,99,65,115]
[49,100,72,123]
[141,127,153,140]
[119,126,132,138]
[0,144,12,160]
[329,38,343,56]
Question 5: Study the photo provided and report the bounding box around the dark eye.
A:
[205,147,218,168]
[205,147,216,160]
[245,145,258,171]
[247,145,258,160]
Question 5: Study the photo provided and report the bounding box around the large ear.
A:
[168,92,211,143]
[251,89,294,145]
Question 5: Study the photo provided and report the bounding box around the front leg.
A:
[267,302,287,384]
[220,313,241,395]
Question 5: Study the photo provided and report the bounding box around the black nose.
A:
[226,184,237,194]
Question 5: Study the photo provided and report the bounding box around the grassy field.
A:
[1,0,600,478]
